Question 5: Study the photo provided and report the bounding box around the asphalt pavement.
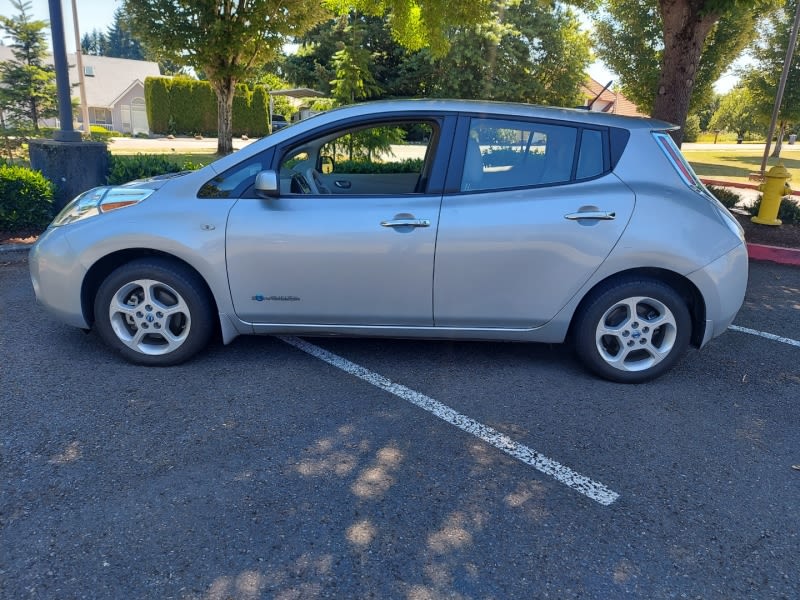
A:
[1,254,799,599]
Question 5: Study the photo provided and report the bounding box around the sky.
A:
[2,0,737,93]
[1,0,119,52]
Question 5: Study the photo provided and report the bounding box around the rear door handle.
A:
[381,219,431,228]
[564,211,616,221]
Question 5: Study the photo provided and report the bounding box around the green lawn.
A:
[684,150,800,185]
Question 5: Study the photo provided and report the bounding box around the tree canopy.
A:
[708,86,763,139]
[430,0,590,106]
[323,0,492,56]
[288,1,590,108]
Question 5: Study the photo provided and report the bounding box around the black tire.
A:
[93,258,214,366]
[573,277,691,383]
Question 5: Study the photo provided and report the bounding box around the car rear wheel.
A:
[94,259,214,365]
[573,277,691,383]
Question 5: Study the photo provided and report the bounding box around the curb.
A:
[747,243,800,266]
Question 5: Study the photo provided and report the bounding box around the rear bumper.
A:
[688,242,749,347]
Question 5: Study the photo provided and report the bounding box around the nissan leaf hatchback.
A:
[30,100,748,383]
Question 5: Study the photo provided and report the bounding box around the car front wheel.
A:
[93,259,214,365]
[573,277,691,383]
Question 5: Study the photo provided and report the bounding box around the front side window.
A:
[460,118,606,192]
[279,120,436,196]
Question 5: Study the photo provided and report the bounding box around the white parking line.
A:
[729,325,800,348]
[279,336,620,506]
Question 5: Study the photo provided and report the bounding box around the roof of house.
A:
[0,46,160,108]
[69,54,160,107]
[582,77,648,118]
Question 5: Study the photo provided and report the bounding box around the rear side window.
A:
[460,118,606,192]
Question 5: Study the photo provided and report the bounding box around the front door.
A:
[225,118,449,326]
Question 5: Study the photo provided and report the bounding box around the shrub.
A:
[706,185,741,209]
[0,164,54,231]
[335,158,424,174]
[107,154,199,185]
[748,195,800,225]
[89,125,122,142]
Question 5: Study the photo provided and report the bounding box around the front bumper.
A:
[29,227,90,329]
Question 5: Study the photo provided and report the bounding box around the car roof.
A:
[310,98,675,131]
[207,98,674,176]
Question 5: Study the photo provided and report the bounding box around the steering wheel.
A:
[305,167,331,194]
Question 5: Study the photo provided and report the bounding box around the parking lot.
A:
[1,253,798,599]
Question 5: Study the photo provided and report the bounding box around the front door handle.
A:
[564,211,616,221]
[381,219,431,228]
[334,180,351,189]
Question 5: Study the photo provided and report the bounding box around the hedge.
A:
[144,77,269,137]
[145,77,171,134]
[0,164,55,230]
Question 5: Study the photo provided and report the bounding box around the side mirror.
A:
[319,155,335,175]
[254,170,279,198]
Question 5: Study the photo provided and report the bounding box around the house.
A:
[0,46,160,135]
[581,77,648,117]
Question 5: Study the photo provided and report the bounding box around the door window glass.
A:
[461,118,597,192]
[279,121,436,195]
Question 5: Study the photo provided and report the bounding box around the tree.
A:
[0,0,57,133]
[105,8,146,60]
[81,29,108,56]
[123,0,327,154]
[290,1,590,107]
[708,86,764,140]
[286,14,427,99]
[329,15,382,104]
[590,0,776,145]
[429,0,591,106]
[743,0,800,158]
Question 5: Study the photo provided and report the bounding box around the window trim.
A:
[270,112,457,197]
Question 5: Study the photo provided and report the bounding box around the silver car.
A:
[30,100,748,383]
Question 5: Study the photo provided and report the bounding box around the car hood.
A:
[123,170,192,190]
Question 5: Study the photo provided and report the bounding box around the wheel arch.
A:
[568,267,707,348]
[80,249,220,332]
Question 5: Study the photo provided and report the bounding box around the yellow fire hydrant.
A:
[752,164,792,226]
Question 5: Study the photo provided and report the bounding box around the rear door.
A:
[433,115,635,328]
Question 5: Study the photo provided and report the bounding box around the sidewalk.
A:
[107,135,257,154]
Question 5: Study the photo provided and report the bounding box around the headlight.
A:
[52,187,154,226]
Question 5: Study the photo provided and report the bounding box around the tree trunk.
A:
[771,120,787,158]
[652,1,720,146]
[214,78,236,155]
